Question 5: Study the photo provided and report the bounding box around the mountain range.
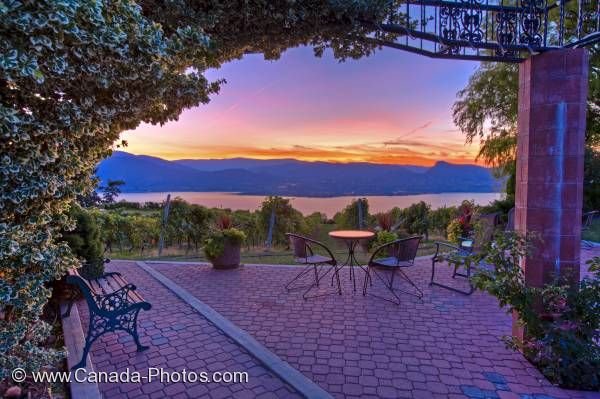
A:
[96,151,502,196]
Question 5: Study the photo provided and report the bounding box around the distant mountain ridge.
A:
[96,151,502,196]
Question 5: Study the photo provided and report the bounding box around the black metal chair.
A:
[363,236,423,305]
[430,239,477,295]
[430,213,497,295]
[285,233,341,299]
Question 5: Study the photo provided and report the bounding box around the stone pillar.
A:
[515,49,588,288]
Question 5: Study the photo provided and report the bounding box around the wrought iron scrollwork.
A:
[519,0,544,46]
[440,6,462,54]
[460,0,484,44]
[96,284,136,312]
[496,9,518,56]
[371,0,599,62]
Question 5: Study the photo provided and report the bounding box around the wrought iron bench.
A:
[64,268,152,369]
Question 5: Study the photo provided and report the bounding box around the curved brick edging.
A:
[135,261,333,399]
[59,302,103,399]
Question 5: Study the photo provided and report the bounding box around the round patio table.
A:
[328,230,375,293]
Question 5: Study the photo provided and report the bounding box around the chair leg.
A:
[430,260,475,295]
[303,265,341,299]
[364,267,402,305]
[397,268,423,299]
[285,265,315,292]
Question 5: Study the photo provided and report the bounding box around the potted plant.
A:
[204,214,246,269]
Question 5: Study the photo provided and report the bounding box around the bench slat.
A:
[97,274,145,304]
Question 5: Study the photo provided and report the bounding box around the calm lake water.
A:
[117,192,502,217]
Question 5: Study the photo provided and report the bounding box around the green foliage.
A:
[204,228,246,261]
[61,206,104,279]
[259,196,307,246]
[0,0,401,374]
[304,212,326,236]
[0,0,219,375]
[465,234,600,390]
[429,206,457,235]
[370,231,398,251]
[232,210,263,248]
[584,148,600,211]
[164,199,212,251]
[446,219,464,244]
[100,179,125,204]
[453,48,599,200]
[334,198,370,229]
[445,200,475,242]
[400,201,430,239]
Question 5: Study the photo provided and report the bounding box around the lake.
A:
[117,192,503,217]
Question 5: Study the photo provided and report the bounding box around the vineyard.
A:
[67,194,518,272]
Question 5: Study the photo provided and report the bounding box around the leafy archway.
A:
[0,0,402,376]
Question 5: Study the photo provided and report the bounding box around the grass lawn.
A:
[108,232,442,265]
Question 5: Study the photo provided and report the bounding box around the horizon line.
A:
[112,150,488,168]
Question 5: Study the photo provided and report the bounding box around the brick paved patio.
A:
[75,248,600,399]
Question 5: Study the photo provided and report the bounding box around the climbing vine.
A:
[0,0,400,376]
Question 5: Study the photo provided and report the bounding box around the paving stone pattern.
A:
[77,261,301,399]
[151,249,600,399]
[76,247,600,398]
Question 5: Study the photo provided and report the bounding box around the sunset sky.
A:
[121,46,483,166]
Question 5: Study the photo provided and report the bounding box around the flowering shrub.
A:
[216,214,234,230]
[446,200,475,243]
[466,234,600,390]
[375,212,394,232]
[457,200,474,233]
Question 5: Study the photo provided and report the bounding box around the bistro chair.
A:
[285,233,341,299]
[363,236,423,305]
[430,213,497,295]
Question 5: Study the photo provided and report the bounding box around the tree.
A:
[258,196,306,247]
[100,179,125,204]
[429,206,457,236]
[453,49,599,203]
[61,206,105,279]
[334,198,370,229]
[187,205,212,252]
[232,210,262,249]
[400,201,431,239]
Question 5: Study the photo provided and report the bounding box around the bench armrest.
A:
[96,284,138,313]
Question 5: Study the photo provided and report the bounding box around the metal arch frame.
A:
[359,0,600,63]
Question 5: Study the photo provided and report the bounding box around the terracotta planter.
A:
[210,240,241,269]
